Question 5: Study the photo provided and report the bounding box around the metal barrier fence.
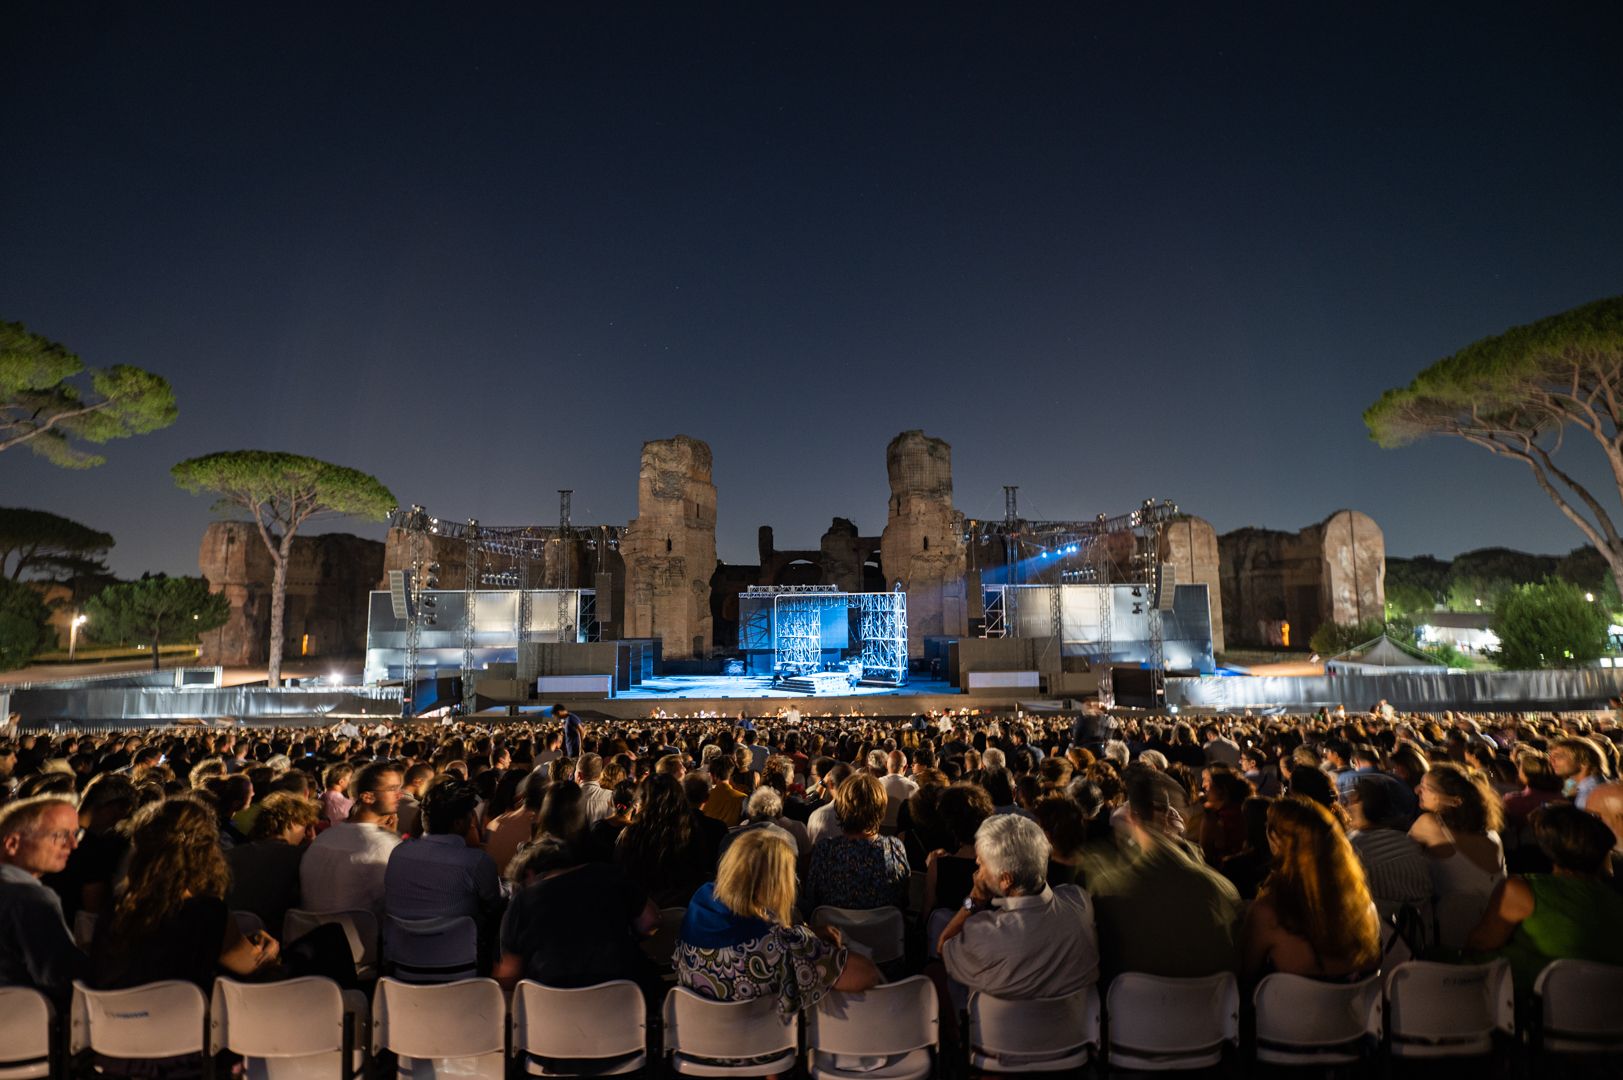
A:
[1166,667,1623,712]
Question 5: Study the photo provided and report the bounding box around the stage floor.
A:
[487,673,1037,720]
[616,674,960,699]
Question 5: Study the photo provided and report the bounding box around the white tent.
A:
[1325,634,1448,675]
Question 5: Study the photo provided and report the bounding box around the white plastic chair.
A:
[1384,959,1514,1058]
[809,976,939,1080]
[285,908,381,980]
[1253,973,1382,1066]
[233,910,267,939]
[372,977,506,1080]
[0,986,54,1079]
[967,986,1099,1073]
[663,986,800,1077]
[385,915,478,984]
[510,980,647,1076]
[812,906,906,966]
[70,980,208,1065]
[1105,972,1240,1070]
[211,976,365,1079]
[1532,959,1623,1055]
[638,907,687,970]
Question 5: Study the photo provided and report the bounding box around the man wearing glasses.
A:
[0,794,87,1002]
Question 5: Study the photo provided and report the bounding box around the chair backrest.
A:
[72,910,97,950]
[811,905,906,965]
[1385,960,1514,1056]
[1106,972,1239,1068]
[70,980,208,1060]
[662,987,799,1061]
[232,910,266,939]
[906,872,927,915]
[385,915,478,984]
[812,976,939,1057]
[285,908,380,970]
[511,980,647,1062]
[1254,974,1382,1051]
[967,986,1099,1062]
[1533,959,1623,1051]
[0,986,53,1079]
[639,906,687,968]
[209,976,345,1059]
[372,977,506,1068]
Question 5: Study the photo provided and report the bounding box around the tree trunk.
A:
[150,629,161,672]
[267,543,291,687]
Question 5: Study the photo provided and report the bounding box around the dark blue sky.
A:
[4,3,1622,578]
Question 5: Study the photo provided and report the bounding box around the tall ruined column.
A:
[620,436,718,659]
[1165,515,1226,655]
[880,431,967,657]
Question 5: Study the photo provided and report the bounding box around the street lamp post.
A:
[69,613,88,660]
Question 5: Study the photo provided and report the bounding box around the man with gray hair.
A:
[718,786,800,860]
[0,794,87,1001]
[937,814,1098,998]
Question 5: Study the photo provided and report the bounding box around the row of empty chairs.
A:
[1,958,1616,1078]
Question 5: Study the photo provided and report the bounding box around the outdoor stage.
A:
[511,676,1027,720]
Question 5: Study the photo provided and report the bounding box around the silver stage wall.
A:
[364,588,589,685]
[1002,583,1216,673]
[11,682,402,729]
[1166,668,1623,712]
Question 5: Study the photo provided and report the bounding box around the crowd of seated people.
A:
[1,702,1622,1069]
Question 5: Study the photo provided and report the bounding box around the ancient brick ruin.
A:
[880,431,969,656]
[1217,510,1386,649]
[197,521,382,666]
[619,435,718,660]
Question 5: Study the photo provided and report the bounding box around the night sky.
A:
[4,3,1622,580]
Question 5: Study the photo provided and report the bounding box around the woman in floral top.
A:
[676,829,879,1021]
[803,772,911,912]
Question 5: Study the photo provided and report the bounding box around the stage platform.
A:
[487,674,1037,721]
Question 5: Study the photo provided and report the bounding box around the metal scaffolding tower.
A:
[386,503,621,700]
[764,587,843,676]
[462,520,479,713]
[856,587,909,685]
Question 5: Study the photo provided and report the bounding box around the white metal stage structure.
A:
[387,503,617,715]
[967,498,1183,705]
[738,584,909,689]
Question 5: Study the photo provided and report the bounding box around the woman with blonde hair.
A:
[1241,796,1380,980]
[676,829,878,1023]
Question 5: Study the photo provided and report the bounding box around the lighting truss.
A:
[983,585,1007,638]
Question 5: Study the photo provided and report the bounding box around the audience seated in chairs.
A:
[1466,803,1623,994]
[676,828,879,1021]
[937,813,1099,998]
[803,772,910,912]
[299,761,403,919]
[495,835,659,993]
[1241,795,1380,982]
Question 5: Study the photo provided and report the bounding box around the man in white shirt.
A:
[576,753,615,825]
[938,814,1099,999]
[300,762,403,918]
[806,763,853,848]
[880,750,918,830]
